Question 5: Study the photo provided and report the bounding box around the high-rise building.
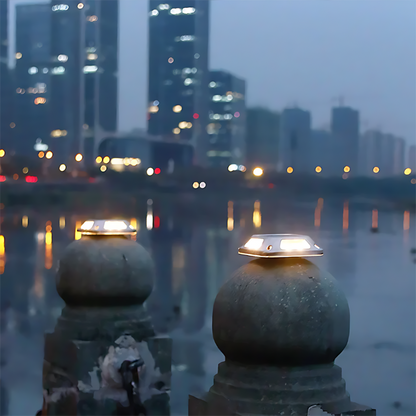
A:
[408,144,416,171]
[49,0,118,167]
[148,0,210,167]
[14,4,51,158]
[310,129,337,176]
[360,130,405,177]
[246,108,279,170]
[331,106,359,175]
[278,107,311,174]
[0,0,14,154]
[206,70,246,167]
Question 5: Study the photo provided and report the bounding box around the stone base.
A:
[189,360,376,416]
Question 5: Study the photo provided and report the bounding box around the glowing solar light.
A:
[238,234,323,258]
[78,220,136,236]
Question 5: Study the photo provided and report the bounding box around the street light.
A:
[0,149,5,158]
[404,168,412,175]
[59,164,67,172]
[46,151,53,159]
[75,153,83,162]
[373,167,380,174]
[253,167,263,177]
[96,156,102,163]
[315,166,322,173]
[146,167,154,176]
[287,167,294,174]
[344,166,350,173]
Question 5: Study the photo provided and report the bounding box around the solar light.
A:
[238,234,323,258]
[77,219,136,237]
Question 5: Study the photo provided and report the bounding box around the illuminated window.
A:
[28,67,38,75]
[42,68,49,74]
[149,106,159,113]
[52,4,69,11]
[83,65,98,73]
[87,15,98,22]
[87,53,98,60]
[175,35,195,42]
[173,105,182,113]
[51,66,65,75]
[184,78,193,86]
[15,52,22,59]
[77,3,84,9]
[158,4,170,10]
[168,57,174,63]
[57,54,68,62]
[150,9,159,16]
[34,97,46,105]
[170,7,181,15]
[182,7,195,14]
[173,128,180,134]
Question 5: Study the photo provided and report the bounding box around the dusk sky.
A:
[10,0,416,144]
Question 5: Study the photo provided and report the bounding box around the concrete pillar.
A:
[41,220,172,415]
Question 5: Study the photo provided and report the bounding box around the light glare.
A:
[244,238,264,250]
[280,239,311,251]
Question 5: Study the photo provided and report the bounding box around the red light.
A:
[155,168,161,174]
[88,177,96,183]
[268,183,274,189]
[25,176,38,183]
[154,216,160,228]
[234,112,240,118]
[0,176,5,182]
[193,113,199,119]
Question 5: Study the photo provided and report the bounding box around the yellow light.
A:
[124,158,130,166]
[10,122,15,128]
[96,156,102,163]
[0,235,5,256]
[0,149,5,157]
[75,221,82,240]
[178,121,188,129]
[404,168,412,175]
[75,153,83,162]
[373,167,380,173]
[22,167,29,174]
[186,122,192,129]
[46,151,53,159]
[15,52,22,59]
[287,167,294,174]
[192,182,199,189]
[34,97,46,105]
[147,167,154,176]
[77,2,84,8]
[103,156,110,164]
[280,239,310,251]
[100,165,107,172]
[87,53,98,60]
[59,216,65,229]
[110,158,124,165]
[59,164,66,172]
[173,105,182,113]
[228,164,238,172]
[149,106,159,113]
[22,216,28,228]
[227,201,234,231]
[411,178,416,185]
[253,200,261,228]
[315,166,322,173]
[45,231,52,246]
[244,238,264,250]
[253,167,263,177]
[344,166,350,173]
[38,151,44,158]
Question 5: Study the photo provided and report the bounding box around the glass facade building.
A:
[148,0,210,167]
[207,70,246,167]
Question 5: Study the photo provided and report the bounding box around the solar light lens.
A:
[244,238,264,250]
[280,239,311,251]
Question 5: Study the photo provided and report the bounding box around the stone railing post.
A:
[189,234,376,416]
[41,219,171,415]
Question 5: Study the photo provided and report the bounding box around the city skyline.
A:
[8,0,415,145]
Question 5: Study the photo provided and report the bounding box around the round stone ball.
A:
[56,236,154,306]
[212,258,350,366]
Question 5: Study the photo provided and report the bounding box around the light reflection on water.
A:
[0,198,414,416]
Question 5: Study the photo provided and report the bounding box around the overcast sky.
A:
[11,0,416,144]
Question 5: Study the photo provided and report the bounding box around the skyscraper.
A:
[278,107,311,174]
[148,0,210,167]
[408,145,416,171]
[0,0,14,154]
[49,0,118,167]
[14,3,51,158]
[331,106,360,175]
[207,70,246,167]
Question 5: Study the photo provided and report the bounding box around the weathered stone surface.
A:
[213,258,350,366]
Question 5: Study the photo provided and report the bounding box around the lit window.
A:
[168,57,174,63]
[51,66,65,75]
[42,68,49,74]
[158,4,170,10]
[87,53,98,60]
[224,114,233,120]
[170,8,181,15]
[184,78,193,86]
[175,35,195,42]
[178,121,188,129]
[194,53,200,59]
[28,67,38,75]
[77,3,84,9]
[173,105,182,113]
[34,97,46,105]
[173,128,180,134]
[15,52,22,59]
[52,4,69,11]
[150,9,159,16]
[86,47,96,53]
[87,15,98,22]
[182,7,195,14]
[212,95,221,102]
[149,106,159,113]
[209,81,217,88]
[57,54,68,62]
[83,65,98,73]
